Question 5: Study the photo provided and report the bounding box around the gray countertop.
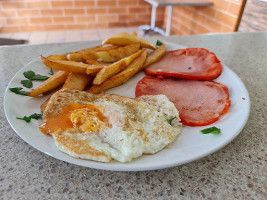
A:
[0,32,266,199]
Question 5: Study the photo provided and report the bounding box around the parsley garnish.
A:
[21,80,33,88]
[168,116,176,125]
[23,70,49,81]
[17,113,42,123]
[49,68,54,75]
[156,40,163,46]
[9,87,28,96]
[201,126,221,135]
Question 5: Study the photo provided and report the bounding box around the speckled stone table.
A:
[0,32,266,199]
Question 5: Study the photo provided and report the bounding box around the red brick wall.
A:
[168,0,246,35]
[0,0,245,35]
[0,0,165,33]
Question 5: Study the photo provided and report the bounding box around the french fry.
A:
[40,73,91,112]
[62,72,92,90]
[67,53,85,62]
[28,71,69,97]
[88,50,147,94]
[92,43,140,62]
[82,45,121,60]
[41,56,103,75]
[102,32,156,50]
[47,54,67,60]
[132,32,137,37]
[92,49,145,85]
[142,43,167,69]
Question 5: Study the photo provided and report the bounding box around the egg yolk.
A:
[39,102,108,135]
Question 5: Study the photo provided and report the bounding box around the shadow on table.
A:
[0,38,28,46]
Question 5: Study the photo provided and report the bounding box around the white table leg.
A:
[151,5,157,29]
[166,6,173,36]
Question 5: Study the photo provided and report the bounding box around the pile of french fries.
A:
[27,32,167,112]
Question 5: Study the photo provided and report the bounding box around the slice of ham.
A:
[135,76,231,126]
[145,48,222,81]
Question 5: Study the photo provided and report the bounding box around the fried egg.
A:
[40,88,183,162]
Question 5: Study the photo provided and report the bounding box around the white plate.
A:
[4,41,250,171]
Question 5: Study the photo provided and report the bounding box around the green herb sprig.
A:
[168,116,177,125]
[9,87,28,96]
[16,113,42,123]
[201,126,221,135]
[48,68,54,75]
[20,70,50,89]
[156,40,163,46]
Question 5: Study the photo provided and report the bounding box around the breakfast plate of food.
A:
[4,33,250,171]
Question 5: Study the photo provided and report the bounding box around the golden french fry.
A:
[82,45,121,60]
[41,56,103,75]
[62,72,92,90]
[67,53,85,62]
[88,50,147,94]
[142,43,167,69]
[102,32,156,50]
[93,43,140,63]
[40,73,92,112]
[47,54,67,60]
[28,71,69,97]
[76,45,103,53]
[132,32,137,37]
[93,49,145,85]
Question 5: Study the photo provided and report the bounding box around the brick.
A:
[21,25,44,32]
[157,7,166,14]
[118,0,138,7]
[192,13,207,24]
[51,0,73,8]
[229,0,242,5]
[0,10,17,18]
[98,15,118,22]
[227,2,242,16]
[54,16,74,24]
[97,0,117,7]
[0,19,6,26]
[30,17,53,24]
[89,23,108,29]
[108,21,127,27]
[129,7,147,14]
[108,7,127,14]
[76,16,96,23]
[26,1,50,9]
[74,1,95,7]
[44,24,65,31]
[87,8,107,14]
[0,26,20,33]
[66,24,88,30]
[220,24,234,32]
[118,14,137,21]
[2,2,26,10]
[64,9,85,15]
[191,22,210,34]
[216,11,237,27]
[213,0,230,11]
[197,7,216,18]
[137,14,151,20]
[7,18,29,25]
[205,18,224,32]
[127,21,145,26]
[41,9,63,16]
[179,7,195,19]
[17,10,40,17]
